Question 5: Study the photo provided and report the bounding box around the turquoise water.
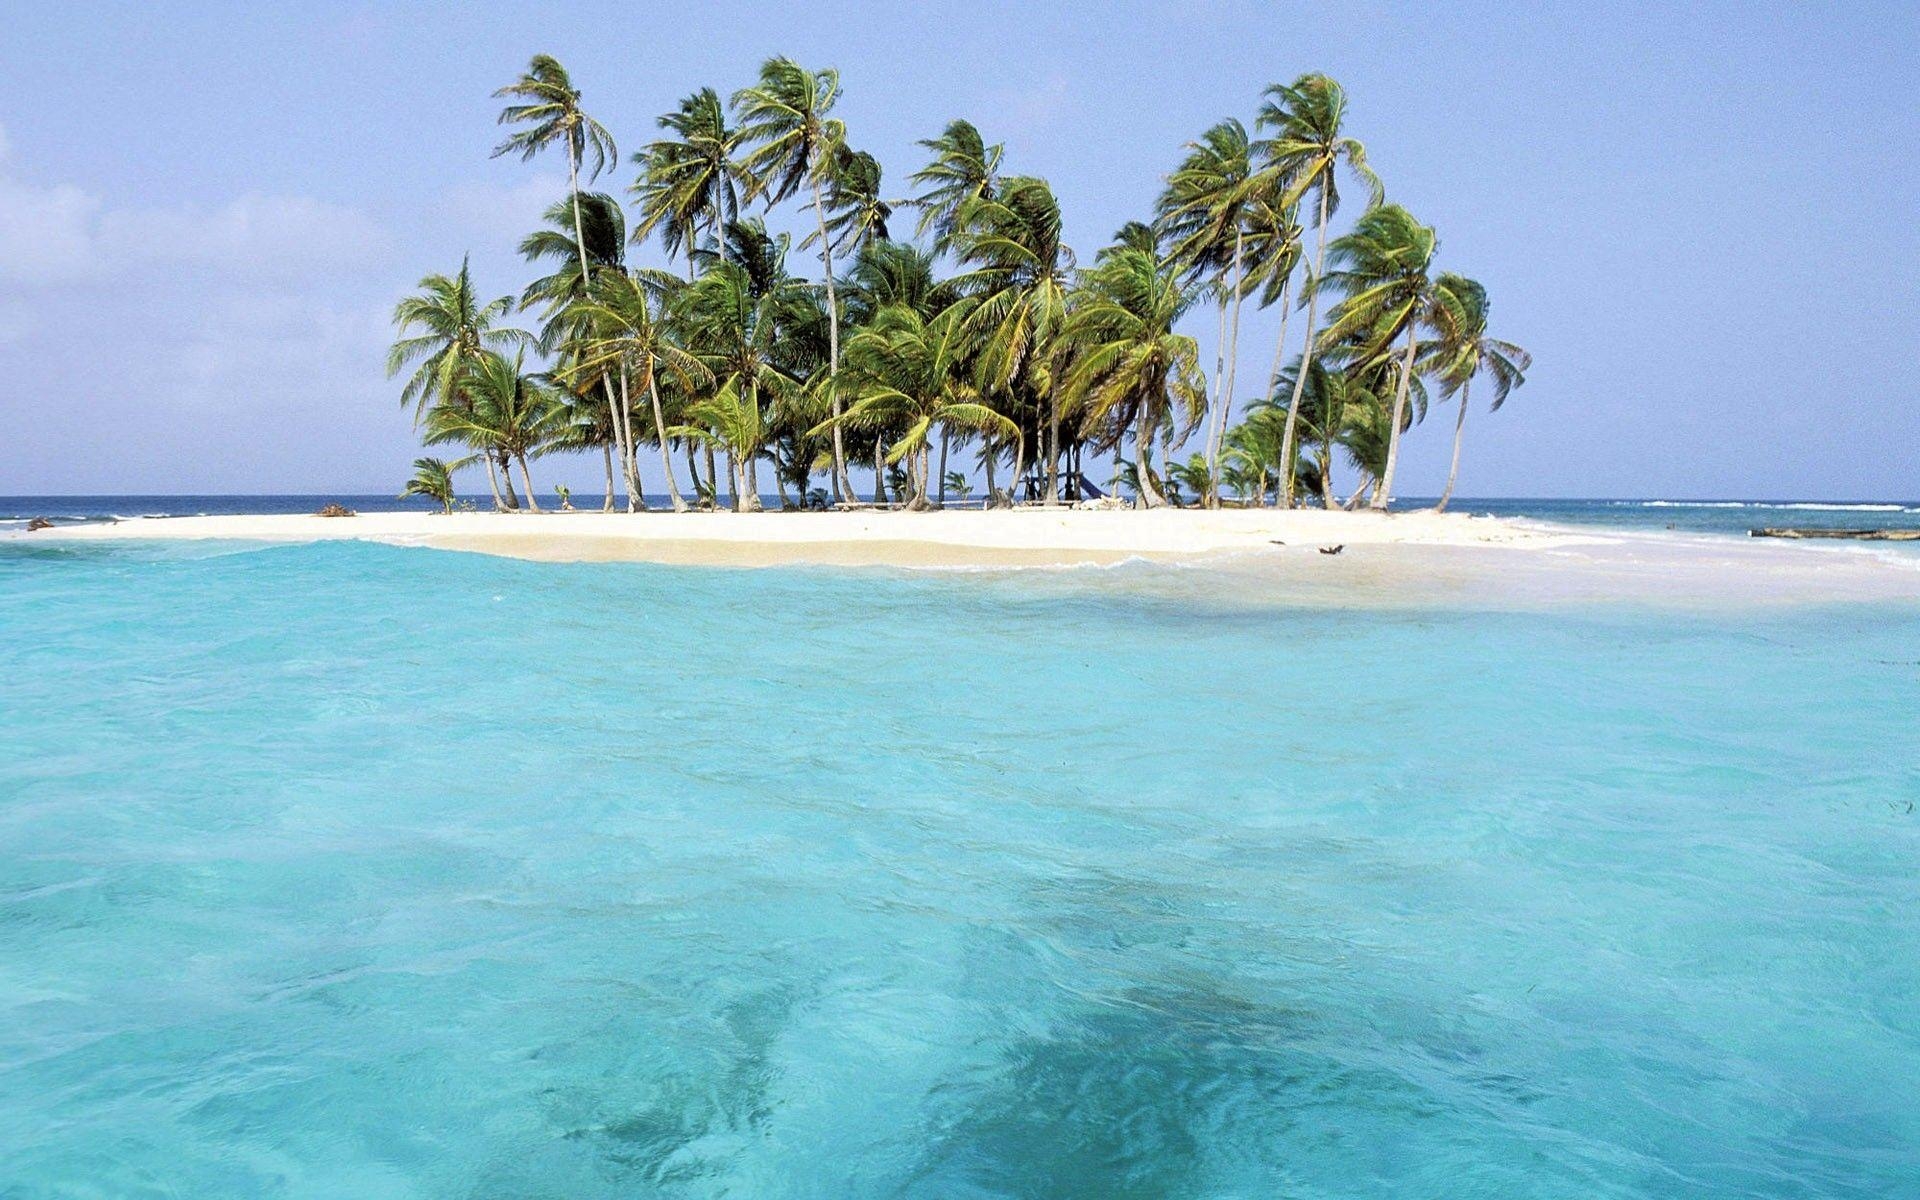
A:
[2,540,1917,1198]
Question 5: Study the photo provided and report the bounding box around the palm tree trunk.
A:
[1372,325,1419,511]
[984,439,1000,506]
[647,370,688,512]
[739,381,763,512]
[810,174,853,500]
[1045,393,1061,506]
[1203,292,1226,506]
[1279,185,1331,508]
[565,136,640,513]
[1436,380,1470,512]
[615,369,646,511]
[1257,278,1294,507]
[483,453,509,511]
[937,429,950,506]
[1318,440,1338,509]
[1011,431,1027,504]
[873,435,887,504]
[497,451,521,510]
[1207,229,1246,508]
[704,446,718,506]
[516,454,542,512]
[601,443,615,510]
[1136,408,1169,508]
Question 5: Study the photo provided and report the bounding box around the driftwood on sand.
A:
[1750,528,1920,541]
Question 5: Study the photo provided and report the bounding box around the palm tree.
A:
[633,88,745,275]
[814,147,893,254]
[824,305,1016,508]
[909,119,1003,252]
[1241,195,1304,502]
[1258,73,1382,506]
[424,351,562,511]
[810,146,896,500]
[947,176,1074,503]
[387,260,529,508]
[1317,204,1445,509]
[492,54,617,293]
[518,192,627,312]
[732,58,854,500]
[1159,118,1264,506]
[1246,355,1352,507]
[517,192,651,509]
[398,457,458,514]
[1426,275,1530,511]
[676,259,803,510]
[548,374,621,509]
[492,56,634,509]
[1059,235,1207,508]
[569,271,712,512]
[387,259,526,418]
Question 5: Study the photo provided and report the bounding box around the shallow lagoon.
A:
[2,540,1916,1197]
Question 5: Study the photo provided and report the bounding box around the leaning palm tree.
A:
[822,304,1016,508]
[1158,117,1264,506]
[387,258,527,418]
[676,259,802,510]
[388,260,529,507]
[492,56,633,508]
[492,55,617,286]
[1059,237,1208,508]
[1241,194,1304,497]
[1317,205,1446,509]
[1426,274,1530,511]
[424,351,563,511]
[633,88,745,276]
[732,57,854,500]
[1258,73,1382,505]
[810,145,896,500]
[516,190,650,507]
[813,147,893,255]
[909,119,1003,252]
[568,271,713,512]
[518,192,627,313]
[398,457,458,514]
[947,176,1074,503]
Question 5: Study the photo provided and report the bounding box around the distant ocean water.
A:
[2,521,1918,1195]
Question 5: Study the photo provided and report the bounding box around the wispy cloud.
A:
[439,173,569,248]
[0,123,388,286]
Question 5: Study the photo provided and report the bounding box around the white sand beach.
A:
[17,507,1920,607]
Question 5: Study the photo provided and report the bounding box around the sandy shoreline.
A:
[13,506,1920,607]
[18,507,1573,562]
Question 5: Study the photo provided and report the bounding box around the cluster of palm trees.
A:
[390,55,1528,514]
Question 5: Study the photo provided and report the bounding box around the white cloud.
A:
[440,173,568,246]
[0,298,34,345]
[0,175,103,283]
[0,125,386,285]
[98,193,387,278]
[166,293,391,399]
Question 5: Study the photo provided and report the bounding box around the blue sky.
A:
[2,1,1915,498]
